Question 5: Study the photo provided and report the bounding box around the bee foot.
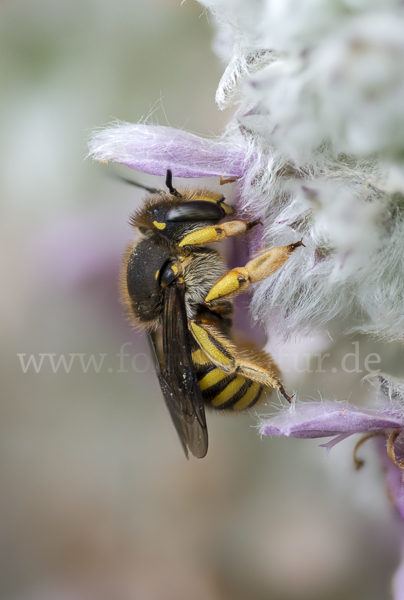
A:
[279,385,293,403]
[288,238,305,252]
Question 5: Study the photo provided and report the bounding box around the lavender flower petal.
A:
[319,433,353,456]
[259,402,403,439]
[88,122,247,178]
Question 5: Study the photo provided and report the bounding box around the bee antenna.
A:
[165,170,181,197]
[115,175,161,194]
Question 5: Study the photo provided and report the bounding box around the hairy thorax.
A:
[181,248,227,320]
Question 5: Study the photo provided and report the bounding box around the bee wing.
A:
[149,281,208,459]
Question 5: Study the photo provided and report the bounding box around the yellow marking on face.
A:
[199,368,227,391]
[155,270,160,280]
[205,272,242,303]
[171,264,179,275]
[153,220,166,230]
[192,349,210,366]
[211,376,245,407]
[233,382,261,411]
[179,227,217,247]
[189,322,234,367]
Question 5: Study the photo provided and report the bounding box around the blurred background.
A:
[2,0,404,599]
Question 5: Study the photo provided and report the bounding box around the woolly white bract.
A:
[199,0,404,342]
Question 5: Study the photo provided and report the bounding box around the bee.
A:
[121,170,303,458]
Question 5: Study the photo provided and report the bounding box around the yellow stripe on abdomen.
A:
[199,368,227,391]
[211,376,246,407]
[233,381,262,411]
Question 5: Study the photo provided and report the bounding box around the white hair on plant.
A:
[197,0,404,342]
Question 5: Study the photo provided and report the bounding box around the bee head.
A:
[130,170,233,238]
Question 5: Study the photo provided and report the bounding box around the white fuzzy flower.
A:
[198,0,404,342]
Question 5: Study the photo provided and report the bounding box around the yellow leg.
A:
[178,219,260,247]
[189,320,292,402]
[235,357,291,402]
[188,319,236,373]
[205,239,304,304]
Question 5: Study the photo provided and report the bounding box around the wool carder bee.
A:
[121,170,303,458]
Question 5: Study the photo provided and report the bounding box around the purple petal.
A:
[88,122,247,178]
[259,402,403,439]
[319,433,353,456]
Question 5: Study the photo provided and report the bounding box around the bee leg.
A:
[205,240,304,304]
[202,300,233,317]
[178,219,260,248]
[188,319,237,373]
[189,319,293,403]
[235,357,292,403]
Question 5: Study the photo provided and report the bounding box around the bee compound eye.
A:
[165,201,226,222]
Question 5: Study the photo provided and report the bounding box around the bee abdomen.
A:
[196,363,264,411]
